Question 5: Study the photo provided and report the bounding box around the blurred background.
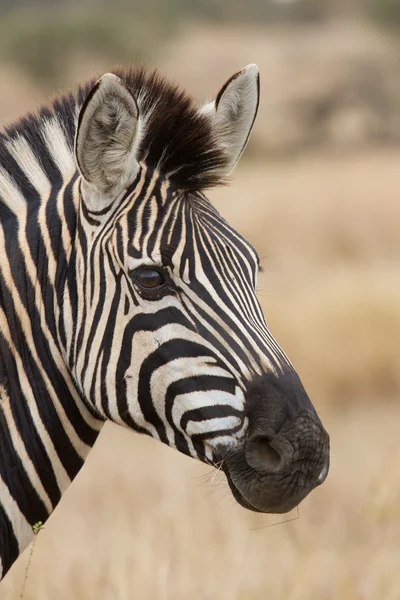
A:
[2,0,400,598]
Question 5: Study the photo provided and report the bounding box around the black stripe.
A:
[0,502,19,580]
[0,402,48,527]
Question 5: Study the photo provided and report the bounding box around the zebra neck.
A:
[0,350,103,580]
[0,182,103,581]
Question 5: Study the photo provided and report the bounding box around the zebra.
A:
[0,64,329,581]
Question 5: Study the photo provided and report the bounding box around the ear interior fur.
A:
[75,73,140,202]
[201,64,260,174]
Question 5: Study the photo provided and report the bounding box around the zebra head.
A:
[71,66,329,514]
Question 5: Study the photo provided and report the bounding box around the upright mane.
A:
[0,67,228,220]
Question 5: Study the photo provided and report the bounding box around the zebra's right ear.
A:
[75,73,140,206]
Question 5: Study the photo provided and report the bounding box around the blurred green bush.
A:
[367,0,400,28]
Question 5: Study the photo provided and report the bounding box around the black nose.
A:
[220,372,330,514]
[243,374,296,473]
[243,371,329,479]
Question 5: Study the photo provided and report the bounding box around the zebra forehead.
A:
[123,186,259,268]
[170,191,259,267]
[188,192,260,262]
[0,67,230,198]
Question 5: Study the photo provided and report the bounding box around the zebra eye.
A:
[133,267,165,291]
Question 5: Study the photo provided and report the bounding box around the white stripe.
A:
[172,389,245,434]
[42,117,76,177]
[186,415,242,437]
[5,135,51,197]
[0,473,33,554]
[0,166,26,213]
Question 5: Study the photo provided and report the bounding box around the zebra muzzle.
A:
[218,372,330,514]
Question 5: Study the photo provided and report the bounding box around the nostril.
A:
[245,433,283,473]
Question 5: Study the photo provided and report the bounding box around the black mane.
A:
[0,67,229,197]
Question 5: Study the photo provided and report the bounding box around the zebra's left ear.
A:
[75,73,140,206]
[200,64,260,175]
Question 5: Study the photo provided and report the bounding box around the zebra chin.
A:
[212,372,330,514]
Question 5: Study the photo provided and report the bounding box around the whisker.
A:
[249,506,300,531]
[210,460,224,483]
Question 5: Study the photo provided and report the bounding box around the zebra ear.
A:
[201,64,260,175]
[75,73,140,204]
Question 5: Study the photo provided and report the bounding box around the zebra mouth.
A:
[222,453,322,515]
[217,407,330,514]
[223,466,263,513]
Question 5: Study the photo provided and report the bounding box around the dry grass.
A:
[2,150,400,599]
